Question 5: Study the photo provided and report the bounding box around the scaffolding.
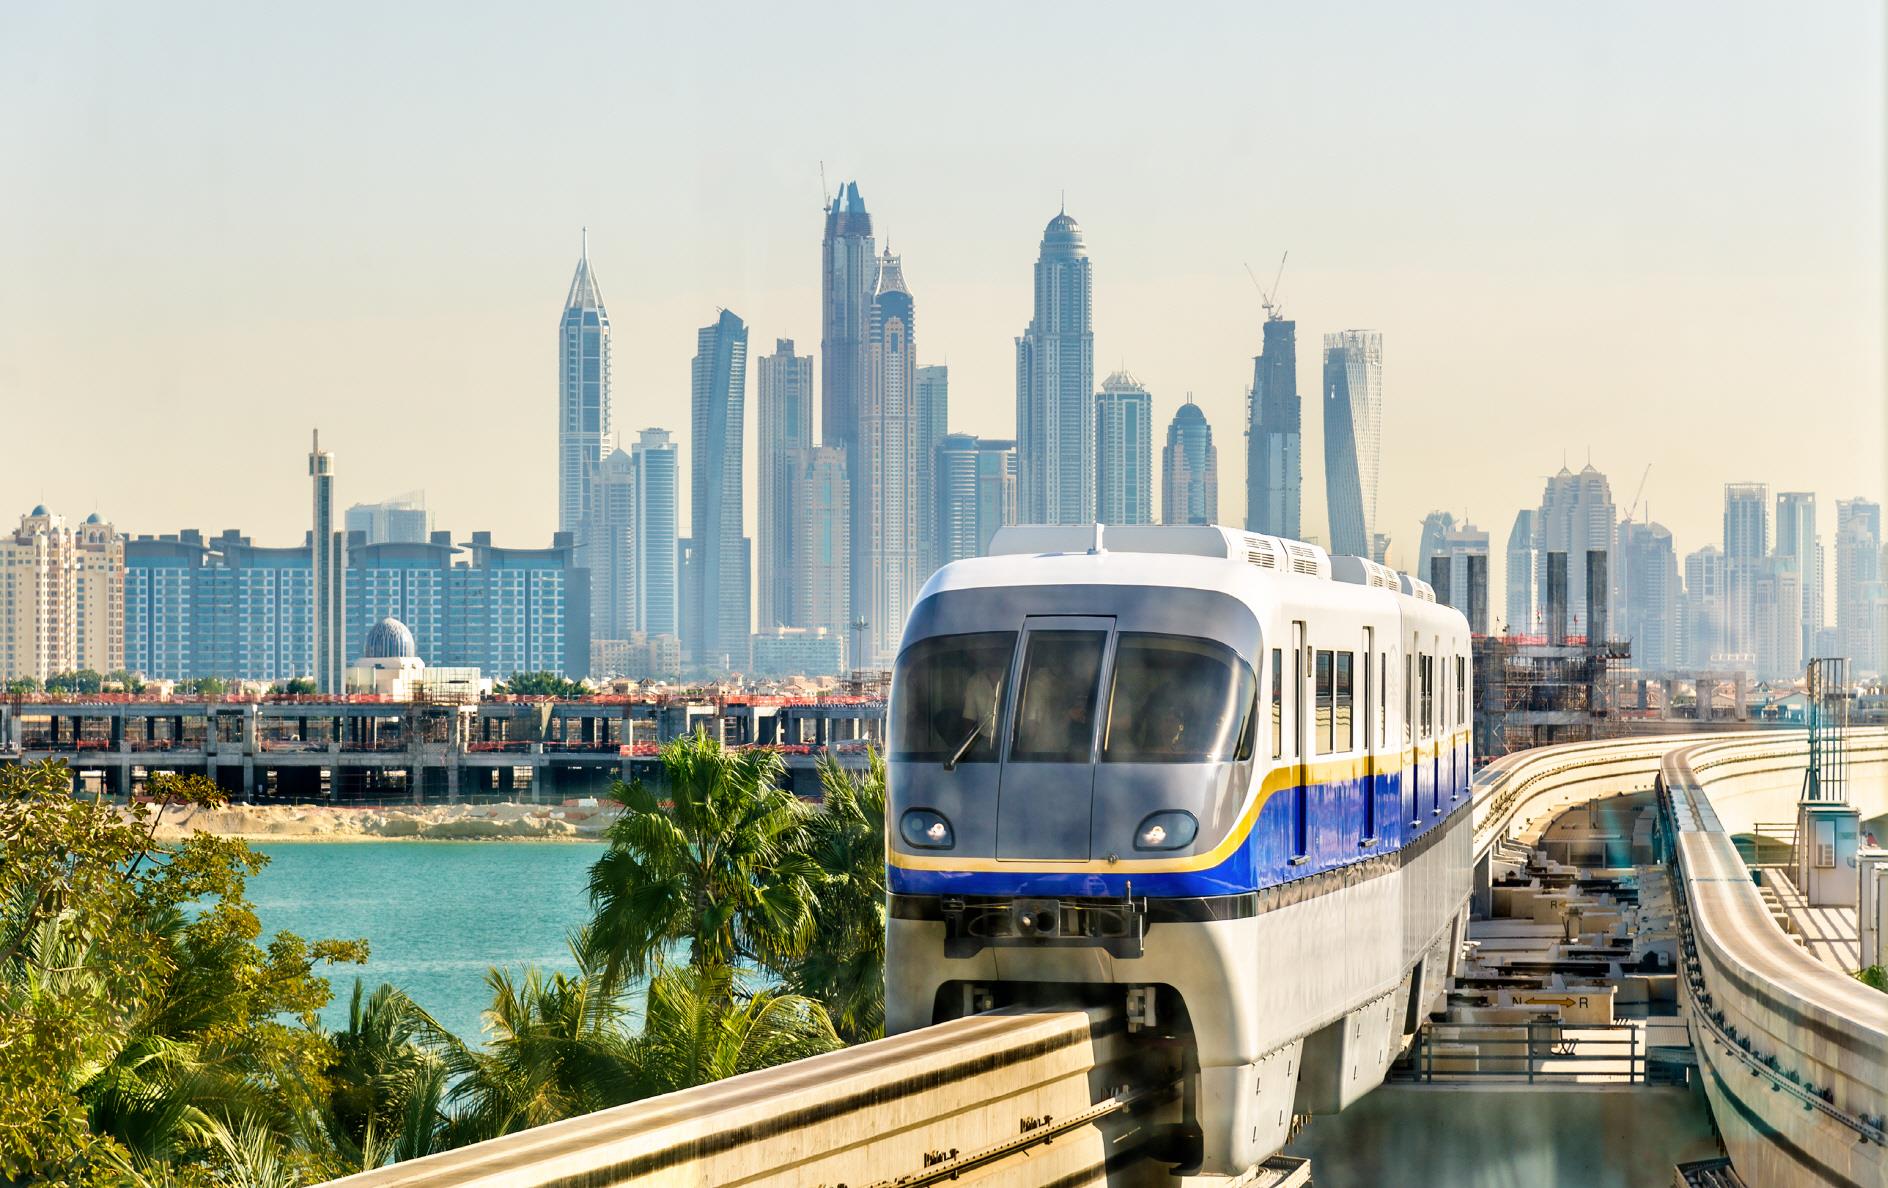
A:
[1803,657,1849,802]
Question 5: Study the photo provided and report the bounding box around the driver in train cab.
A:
[959,669,1000,750]
[1145,696,1189,757]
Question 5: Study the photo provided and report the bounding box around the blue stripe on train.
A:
[887,742,1473,900]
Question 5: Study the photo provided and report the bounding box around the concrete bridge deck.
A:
[319,729,1885,1186]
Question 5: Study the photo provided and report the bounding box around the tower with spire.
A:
[1016,206,1095,525]
[855,248,919,666]
[821,182,875,459]
[557,230,612,536]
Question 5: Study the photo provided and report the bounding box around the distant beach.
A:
[144,800,615,842]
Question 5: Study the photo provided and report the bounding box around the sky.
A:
[2,1,1884,612]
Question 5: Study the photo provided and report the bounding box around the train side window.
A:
[1334,651,1353,752]
[1420,654,1433,739]
[1379,653,1387,745]
[1403,654,1412,744]
[1456,655,1467,724]
[1270,648,1284,759]
[1314,649,1334,755]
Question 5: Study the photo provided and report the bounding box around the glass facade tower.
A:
[1323,330,1383,557]
[557,232,612,536]
[1016,210,1095,525]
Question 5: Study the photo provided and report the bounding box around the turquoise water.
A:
[247,842,600,1045]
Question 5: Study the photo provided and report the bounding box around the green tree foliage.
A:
[497,672,586,698]
[585,733,820,988]
[6,676,41,695]
[45,670,104,695]
[777,755,887,1042]
[0,761,370,1184]
[1857,964,1887,993]
[275,678,318,696]
[104,671,146,694]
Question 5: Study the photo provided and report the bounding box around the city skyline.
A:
[2,4,1882,615]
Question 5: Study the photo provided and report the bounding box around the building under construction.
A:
[1473,548,1630,761]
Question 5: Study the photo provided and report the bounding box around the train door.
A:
[1291,620,1308,863]
[1362,626,1376,843]
[994,616,1113,860]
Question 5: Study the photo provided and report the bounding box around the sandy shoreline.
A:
[144,801,618,842]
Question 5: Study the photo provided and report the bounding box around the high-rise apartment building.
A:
[756,339,813,630]
[583,448,638,642]
[1720,482,1768,667]
[1160,401,1218,526]
[125,528,588,681]
[1682,545,1726,668]
[1423,520,1491,635]
[914,364,949,573]
[1016,209,1095,525]
[1095,371,1153,526]
[821,182,875,459]
[1836,498,1883,674]
[1245,316,1299,539]
[787,446,851,648]
[1774,492,1821,662]
[631,429,679,640]
[309,431,344,693]
[557,233,611,536]
[1753,559,1803,680]
[684,310,751,672]
[937,435,1018,565]
[855,251,919,666]
[0,508,124,682]
[1535,465,1616,639]
[1505,510,1535,635]
[1618,520,1678,671]
[1323,331,1383,557]
[344,494,431,545]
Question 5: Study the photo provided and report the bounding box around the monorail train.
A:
[885,523,1475,1177]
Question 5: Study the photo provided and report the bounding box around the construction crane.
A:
[1243,252,1290,321]
[1622,463,1652,524]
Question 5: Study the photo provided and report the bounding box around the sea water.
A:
[247,841,598,1045]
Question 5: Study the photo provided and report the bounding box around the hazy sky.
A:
[3,2,1883,607]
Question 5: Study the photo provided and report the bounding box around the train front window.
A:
[891,631,1016,764]
[1009,630,1108,763]
[1102,634,1257,764]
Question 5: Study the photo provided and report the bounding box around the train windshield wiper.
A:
[944,721,987,771]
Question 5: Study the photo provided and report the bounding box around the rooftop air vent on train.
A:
[1331,556,1400,590]
[986,524,1332,580]
[1397,573,1437,603]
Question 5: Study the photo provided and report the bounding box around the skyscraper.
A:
[1323,331,1383,557]
[309,431,344,692]
[821,181,875,456]
[937,435,1018,564]
[1095,371,1153,525]
[1535,465,1616,639]
[756,339,813,630]
[1161,401,1218,526]
[1505,510,1535,634]
[584,447,637,642]
[1721,481,1768,667]
[1245,316,1299,539]
[344,493,431,545]
[1424,520,1491,635]
[1619,520,1678,670]
[788,445,850,647]
[557,232,611,536]
[914,364,949,572]
[1836,498,1883,673]
[1682,545,1726,667]
[685,311,750,672]
[1416,511,1457,581]
[0,507,124,682]
[630,429,679,639]
[1774,491,1821,661]
[856,250,919,666]
[1016,208,1095,525]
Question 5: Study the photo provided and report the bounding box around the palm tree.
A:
[629,963,840,1097]
[321,981,446,1167]
[585,732,820,989]
[778,755,887,1042]
[441,932,639,1142]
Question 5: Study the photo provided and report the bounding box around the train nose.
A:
[1012,898,1061,937]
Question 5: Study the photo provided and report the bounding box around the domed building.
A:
[345,616,486,701]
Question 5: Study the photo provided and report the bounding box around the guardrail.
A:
[1395,1021,1684,1085]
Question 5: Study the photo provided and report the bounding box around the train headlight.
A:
[1133,810,1198,851]
[900,808,955,850]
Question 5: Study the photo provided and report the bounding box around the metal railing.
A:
[1394,1021,1685,1085]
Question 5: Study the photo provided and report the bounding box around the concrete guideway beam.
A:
[1661,736,1888,1188]
[326,1005,1181,1188]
